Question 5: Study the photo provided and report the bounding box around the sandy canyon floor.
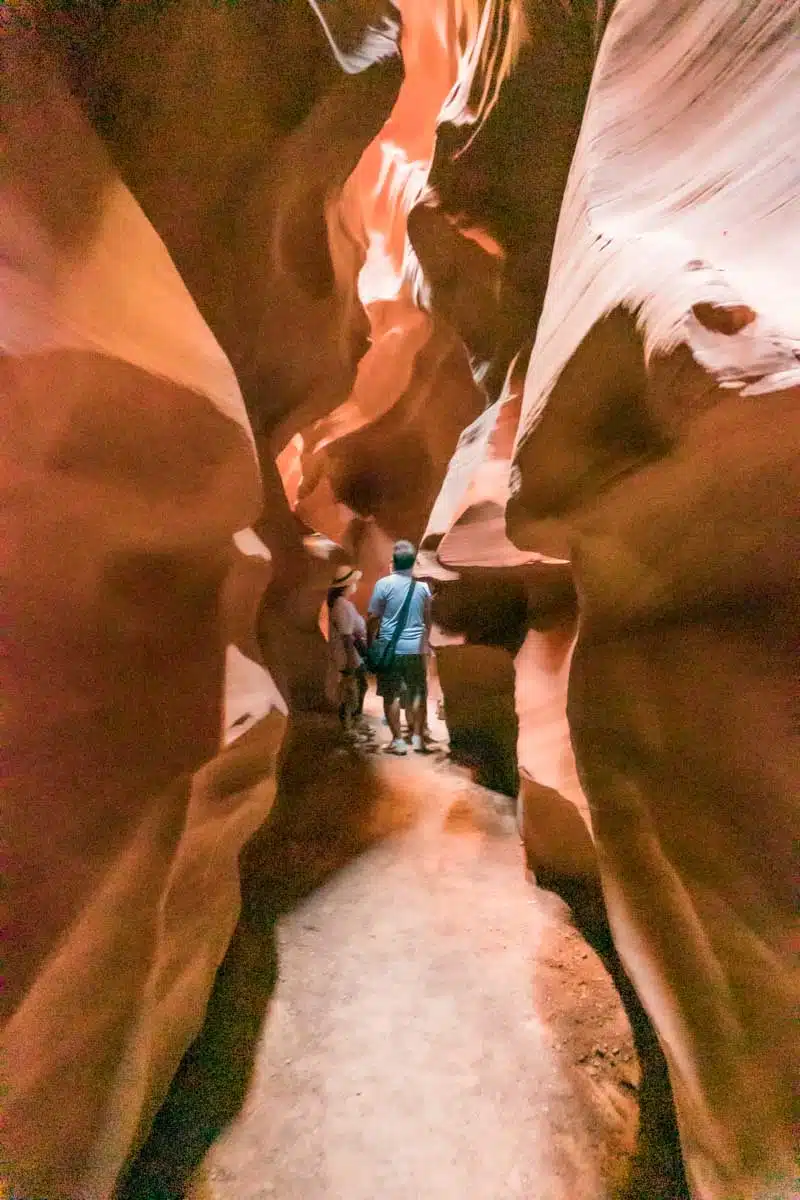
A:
[183,695,641,1200]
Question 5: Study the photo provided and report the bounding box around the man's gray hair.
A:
[392,540,416,570]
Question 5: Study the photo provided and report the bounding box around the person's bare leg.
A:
[385,696,403,741]
[410,685,431,753]
[411,694,425,740]
[412,658,430,745]
[355,669,368,717]
[400,683,411,736]
[340,676,358,733]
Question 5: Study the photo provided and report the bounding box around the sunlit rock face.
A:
[416,355,585,835]
[223,529,288,743]
[304,320,483,543]
[0,35,289,1198]
[408,0,608,400]
[1,4,396,1193]
[48,0,402,445]
[505,2,800,1195]
[360,1,797,1194]
[42,0,405,712]
[4,0,799,1196]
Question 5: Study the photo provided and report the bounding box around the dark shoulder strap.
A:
[386,579,417,655]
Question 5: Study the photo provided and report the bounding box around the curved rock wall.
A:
[1,35,283,1197]
[505,3,799,1195]
[3,0,798,1196]
[2,4,400,1193]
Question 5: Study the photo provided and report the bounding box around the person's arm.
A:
[366,614,381,646]
[422,584,433,655]
[332,598,360,669]
[366,580,386,647]
[352,611,368,656]
[343,634,359,671]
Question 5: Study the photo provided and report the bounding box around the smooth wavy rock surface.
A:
[3,0,798,1196]
[507,2,800,1195]
[1,36,284,1199]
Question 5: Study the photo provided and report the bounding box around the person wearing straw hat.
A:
[327,565,368,733]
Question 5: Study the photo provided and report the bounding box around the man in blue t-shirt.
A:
[367,540,432,755]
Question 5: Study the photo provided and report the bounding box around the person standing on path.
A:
[327,566,368,734]
[367,540,432,755]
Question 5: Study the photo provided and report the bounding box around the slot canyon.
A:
[1,2,798,1198]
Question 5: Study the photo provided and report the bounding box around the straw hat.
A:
[331,565,362,587]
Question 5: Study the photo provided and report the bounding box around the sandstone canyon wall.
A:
[285,2,800,1195]
[505,4,800,1196]
[2,4,399,1194]
[2,1,798,1198]
[1,37,282,1197]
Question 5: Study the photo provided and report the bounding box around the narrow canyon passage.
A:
[200,701,638,1200]
[4,4,797,1196]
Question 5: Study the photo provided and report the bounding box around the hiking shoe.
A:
[411,735,431,754]
[385,738,408,755]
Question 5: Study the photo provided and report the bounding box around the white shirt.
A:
[329,597,366,671]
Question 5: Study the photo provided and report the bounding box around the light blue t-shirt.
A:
[368,572,431,656]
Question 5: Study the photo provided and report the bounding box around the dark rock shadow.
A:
[116,712,413,1199]
[520,770,689,1198]
[114,914,281,1200]
[532,867,691,1200]
[446,728,519,797]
